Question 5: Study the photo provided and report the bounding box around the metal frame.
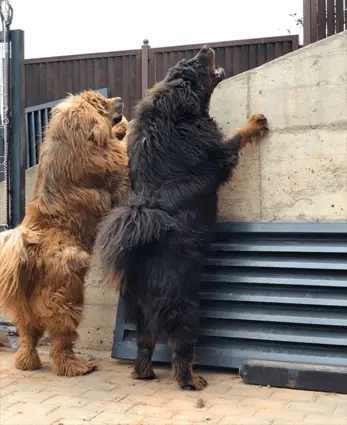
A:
[112,221,347,370]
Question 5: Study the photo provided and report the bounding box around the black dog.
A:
[96,46,268,390]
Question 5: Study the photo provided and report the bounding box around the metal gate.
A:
[0,0,25,231]
[112,222,347,369]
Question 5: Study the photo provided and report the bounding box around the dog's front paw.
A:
[247,113,269,139]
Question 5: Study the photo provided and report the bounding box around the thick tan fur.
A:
[0,91,129,377]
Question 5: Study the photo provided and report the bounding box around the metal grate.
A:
[112,222,347,369]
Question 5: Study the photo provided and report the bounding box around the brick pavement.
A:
[0,348,346,425]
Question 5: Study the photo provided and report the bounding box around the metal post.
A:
[141,39,150,98]
[9,29,25,226]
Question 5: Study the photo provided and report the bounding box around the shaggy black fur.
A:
[96,46,268,390]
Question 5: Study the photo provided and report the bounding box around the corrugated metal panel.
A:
[148,36,299,87]
[25,51,141,119]
[24,88,108,169]
[112,222,347,369]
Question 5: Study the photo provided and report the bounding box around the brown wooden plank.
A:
[326,0,336,36]
[274,42,284,59]
[122,55,130,117]
[224,46,233,78]
[232,46,241,76]
[335,0,345,33]
[266,43,275,63]
[317,0,327,39]
[257,44,266,67]
[215,47,225,75]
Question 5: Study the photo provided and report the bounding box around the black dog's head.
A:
[165,45,225,106]
[133,46,225,122]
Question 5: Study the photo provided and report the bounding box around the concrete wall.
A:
[0,31,346,351]
[211,31,347,222]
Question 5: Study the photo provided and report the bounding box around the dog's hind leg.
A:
[168,311,208,391]
[14,323,44,371]
[43,272,96,377]
[132,310,157,380]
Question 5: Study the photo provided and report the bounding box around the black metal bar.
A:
[240,360,347,394]
[9,30,25,227]
[0,126,4,182]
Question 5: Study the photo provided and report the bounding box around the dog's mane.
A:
[29,91,127,223]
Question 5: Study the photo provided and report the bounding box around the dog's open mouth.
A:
[112,114,123,126]
[111,97,124,126]
[198,45,226,85]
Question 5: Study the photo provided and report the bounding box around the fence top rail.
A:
[25,49,140,64]
[24,35,300,65]
[149,35,300,53]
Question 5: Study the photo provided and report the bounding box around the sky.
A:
[9,0,303,59]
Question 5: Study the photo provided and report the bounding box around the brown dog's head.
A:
[48,91,124,149]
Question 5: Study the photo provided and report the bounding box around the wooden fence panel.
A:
[148,36,299,89]
[25,50,142,119]
[304,0,347,45]
[25,35,299,118]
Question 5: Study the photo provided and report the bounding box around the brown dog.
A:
[0,91,129,377]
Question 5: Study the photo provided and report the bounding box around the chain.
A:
[0,0,13,229]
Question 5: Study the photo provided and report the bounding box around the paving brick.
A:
[128,405,173,418]
[3,413,56,425]
[334,406,347,416]
[316,393,347,404]
[238,397,288,410]
[288,400,336,414]
[165,398,210,412]
[141,418,189,425]
[45,406,102,423]
[226,385,274,399]
[110,384,157,399]
[42,395,90,407]
[2,390,52,404]
[254,408,305,421]
[2,402,57,417]
[303,414,347,425]
[219,416,272,425]
[78,389,118,401]
[38,385,88,397]
[83,400,133,413]
[121,393,167,407]
[270,388,319,402]
[0,378,17,389]
[50,422,90,425]
[90,412,144,424]
[2,383,49,393]
[0,408,16,423]
[172,410,222,423]
[208,403,255,416]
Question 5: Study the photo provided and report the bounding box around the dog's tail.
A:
[0,225,41,323]
[96,202,183,292]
